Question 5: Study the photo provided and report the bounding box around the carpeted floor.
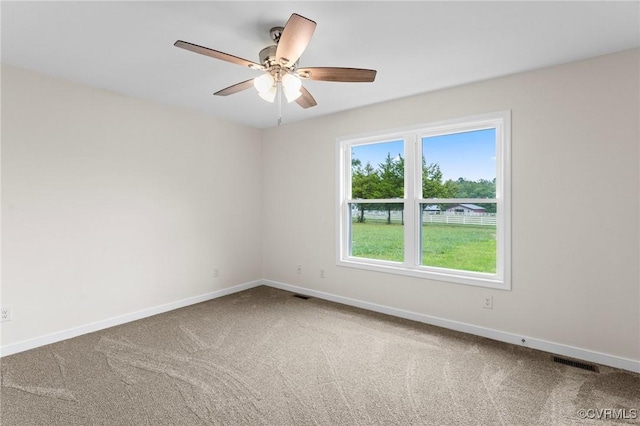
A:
[1,285,638,425]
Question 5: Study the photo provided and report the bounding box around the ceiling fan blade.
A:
[296,67,377,82]
[174,40,265,70]
[214,79,255,96]
[295,86,317,109]
[275,14,316,67]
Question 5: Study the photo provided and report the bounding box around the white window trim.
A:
[336,111,511,290]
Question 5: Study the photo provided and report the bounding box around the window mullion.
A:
[403,135,417,267]
[414,135,424,267]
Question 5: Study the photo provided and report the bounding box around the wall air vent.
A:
[292,294,310,300]
[553,356,599,372]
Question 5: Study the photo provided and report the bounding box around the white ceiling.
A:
[2,1,638,129]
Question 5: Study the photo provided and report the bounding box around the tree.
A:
[351,158,381,222]
[448,177,496,212]
[452,177,495,198]
[377,153,404,224]
[422,159,458,200]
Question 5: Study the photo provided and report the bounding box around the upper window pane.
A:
[422,129,496,199]
[351,140,404,199]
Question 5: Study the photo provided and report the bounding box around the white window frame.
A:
[336,111,511,290]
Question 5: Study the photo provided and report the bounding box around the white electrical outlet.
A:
[320,269,325,278]
[296,265,302,275]
[213,267,220,278]
[484,296,493,310]
[1,306,12,322]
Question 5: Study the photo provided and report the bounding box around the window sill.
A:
[337,257,510,290]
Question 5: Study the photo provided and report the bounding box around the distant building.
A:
[423,205,441,214]
[445,204,486,214]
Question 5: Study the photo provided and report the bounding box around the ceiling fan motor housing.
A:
[259,45,278,67]
[261,26,301,70]
[259,44,299,77]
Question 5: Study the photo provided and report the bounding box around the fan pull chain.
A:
[277,82,282,126]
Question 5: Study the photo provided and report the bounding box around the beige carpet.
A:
[1,286,638,425]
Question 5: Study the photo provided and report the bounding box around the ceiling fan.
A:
[174,13,377,111]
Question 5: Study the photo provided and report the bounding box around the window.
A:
[337,111,511,289]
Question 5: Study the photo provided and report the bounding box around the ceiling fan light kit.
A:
[281,74,302,102]
[258,85,277,103]
[174,13,377,124]
[252,64,302,103]
[254,73,275,95]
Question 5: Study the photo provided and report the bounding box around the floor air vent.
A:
[292,294,310,300]
[553,356,598,372]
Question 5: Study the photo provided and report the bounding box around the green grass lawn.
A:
[351,222,496,273]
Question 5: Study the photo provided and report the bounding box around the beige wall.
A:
[261,49,640,361]
[2,49,638,364]
[1,64,263,346]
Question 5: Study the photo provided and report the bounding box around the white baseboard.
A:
[0,280,263,357]
[262,279,640,374]
[3,278,638,374]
